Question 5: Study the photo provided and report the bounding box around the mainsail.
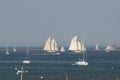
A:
[51,38,58,52]
[44,37,59,52]
[95,44,99,51]
[60,46,65,52]
[69,36,78,51]
[43,37,51,51]
[68,36,86,52]
[13,45,16,52]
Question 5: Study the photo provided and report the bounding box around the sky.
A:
[0,0,120,47]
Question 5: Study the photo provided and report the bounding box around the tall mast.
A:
[81,40,84,61]
[26,45,29,59]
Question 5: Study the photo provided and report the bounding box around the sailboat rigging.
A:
[23,45,30,64]
[74,52,88,66]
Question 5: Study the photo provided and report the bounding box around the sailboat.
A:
[43,37,60,55]
[60,46,65,52]
[68,36,86,53]
[23,45,30,64]
[13,45,16,52]
[105,45,116,52]
[74,52,88,66]
[95,43,99,51]
[6,45,10,55]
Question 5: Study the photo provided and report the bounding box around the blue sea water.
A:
[0,47,120,80]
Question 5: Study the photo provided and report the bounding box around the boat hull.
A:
[23,60,30,64]
[75,61,88,66]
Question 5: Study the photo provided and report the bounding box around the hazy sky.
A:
[0,0,120,47]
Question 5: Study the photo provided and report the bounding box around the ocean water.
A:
[0,47,120,80]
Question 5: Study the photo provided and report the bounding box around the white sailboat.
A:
[23,45,30,64]
[13,45,16,52]
[105,45,116,52]
[68,36,86,53]
[95,44,99,51]
[60,46,65,52]
[6,45,10,55]
[43,37,60,54]
[74,52,88,66]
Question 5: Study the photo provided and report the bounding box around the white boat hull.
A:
[23,60,30,64]
[74,61,88,66]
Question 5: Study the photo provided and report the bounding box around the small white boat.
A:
[74,52,88,66]
[23,60,30,64]
[23,45,30,64]
[75,60,88,66]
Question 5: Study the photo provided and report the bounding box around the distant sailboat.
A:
[60,46,65,52]
[68,36,86,53]
[13,45,16,52]
[105,45,116,52]
[74,52,88,66]
[43,37,60,54]
[95,43,99,51]
[6,45,10,55]
[23,45,30,64]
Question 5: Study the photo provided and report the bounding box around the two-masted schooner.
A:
[68,36,86,53]
[43,37,60,54]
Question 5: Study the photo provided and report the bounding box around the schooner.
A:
[43,37,59,53]
[68,36,86,53]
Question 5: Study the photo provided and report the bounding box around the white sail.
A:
[43,37,51,51]
[43,37,59,52]
[51,38,59,52]
[13,45,16,52]
[95,44,99,51]
[60,46,65,52]
[77,41,81,50]
[80,40,86,51]
[68,36,78,51]
[68,36,86,52]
